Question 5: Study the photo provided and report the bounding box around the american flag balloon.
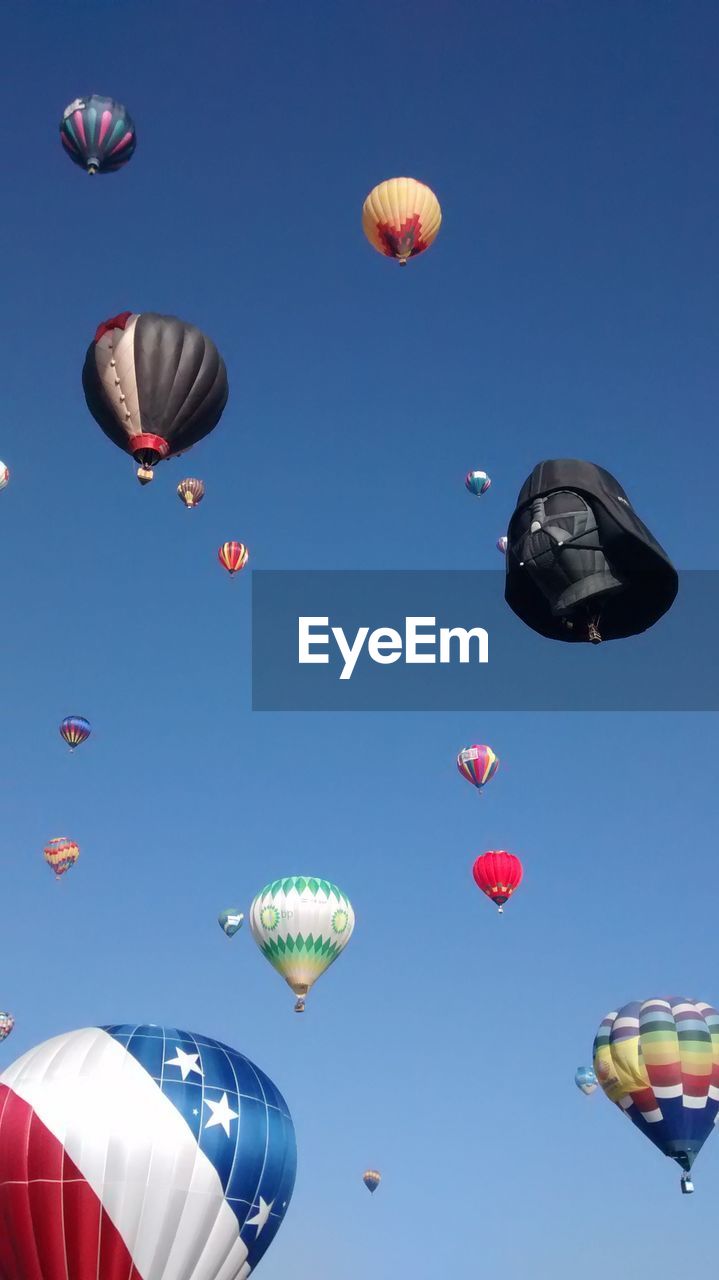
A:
[0,1024,297,1279]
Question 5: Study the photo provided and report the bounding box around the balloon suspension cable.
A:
[293,997,306,1014]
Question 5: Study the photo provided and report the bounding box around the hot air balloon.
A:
[472,851,522,913]
[466,471,491,497]
[594,997,719,1193]
[218,542,249,575]
[0,1024,296,1277]
[362,178,442,265]
[457,744,499,793]
[497,536,508,554]
[60,95,136,175]
[43,837,79,879]
[250,877,355,1012]
[83,312,229,484]
[0,1014,13,1043]
[177,477,206,508]
[575,1066,598,1095]
[59,715,91,750]
[0,462,8,491]
[218,909,244,938]
[363,1170,381,1194]
[505,460,678,644]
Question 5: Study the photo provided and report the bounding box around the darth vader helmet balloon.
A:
[504,460,677,644]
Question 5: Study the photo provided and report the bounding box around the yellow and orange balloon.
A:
[362,177,441,265]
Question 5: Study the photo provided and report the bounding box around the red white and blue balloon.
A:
[0,1024,296,1279]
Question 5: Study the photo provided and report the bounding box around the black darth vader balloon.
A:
[83,312,229,484]
[504,460,678,643]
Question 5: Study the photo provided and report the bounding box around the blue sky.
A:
[2,0,719,1275]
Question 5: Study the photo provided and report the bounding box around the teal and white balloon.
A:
[465,470,491,496]
[218,909,244,937]
[575,1065,598,1095]
[250,877,355,1012]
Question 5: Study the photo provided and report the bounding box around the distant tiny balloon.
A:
[0,1013,14,1043]
[60,95,136,176]
[218,542,249,575]
[575,1066,598,1095]
[497,536,508,554]
[177,478,205,509]
[44,838,80,879]
[0,462,8,491]
[218,909,244,938]
[473,851,523,913]
[363,1170,381,1194]
[465,471,491,497]
[457,745,499,793]
[59,716,91,750]
[362,178,441,265]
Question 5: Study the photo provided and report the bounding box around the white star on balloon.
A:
[246,1196,274,1236]
[165,1047,204,1081]
[204,1092,239,1137]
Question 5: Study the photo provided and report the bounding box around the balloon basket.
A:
[293,998,306,1014]
[681,1175,694,1195]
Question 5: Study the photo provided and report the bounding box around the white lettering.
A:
[439,626,489,664]
[367,629,403,664]
[332,626,370,680]
[405,617,437,664]
[298,617,330,663]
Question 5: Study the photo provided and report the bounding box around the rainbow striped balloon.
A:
[593,996,719,1186]
[457,744,499,792]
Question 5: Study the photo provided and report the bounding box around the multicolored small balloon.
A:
[363,1170,381,1194]
[465,471,491,497]
[457,744,499,793]
[0,462,9,491]
[60,95,136,176]
[0,1013,14,1043]
[177,478,205,509]
[497,536,508,554]
[43,837,80,879]
[59,716,91,751]
[575,1066,598,1095]
[218,909,244,937]
[472,851,523,913]
[250,877,355,1013]
[218,542,249,575]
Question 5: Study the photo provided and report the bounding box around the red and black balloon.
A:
[82,313,229,484]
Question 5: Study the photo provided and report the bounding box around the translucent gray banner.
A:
[251,570,717,711]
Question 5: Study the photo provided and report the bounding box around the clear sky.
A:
[2,1,719,1276]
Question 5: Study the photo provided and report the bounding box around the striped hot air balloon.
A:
[465,471,491,497]
[457,744,499,793]
[593,997,719,1193]
[218,542,249,575]
[363,1169,381,1194]
[0,1024,296,1277]
[0,1014,14,1044]
[472,851,523,913]
[59,95,136,175]
[0,462,9,491]
[43,837,80,879]
[59,716,91,750]
[177,477,205,508]
[362,178,442,265]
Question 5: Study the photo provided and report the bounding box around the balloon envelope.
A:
[250,877,355,1008]
[218,909,244,937]
[472,851,522,910]
[575,1065,598,1095]
[0,462,8,491]
[0,1014,14,1043]
[59,716,91,750]
[83,313,229,482]
[457,744,499,791]
[43,837,80,878]
[218,542,249,575]
[178,477,206,508]
[593,997,719,1176]
[60,95,136,175]
[465,471,491,496]
[497,536,508,554]
[362,178,441,264]
[363,1169,381,1193]
[0,1024,296,1278]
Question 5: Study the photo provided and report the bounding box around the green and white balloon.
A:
[249,877,355,1012]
